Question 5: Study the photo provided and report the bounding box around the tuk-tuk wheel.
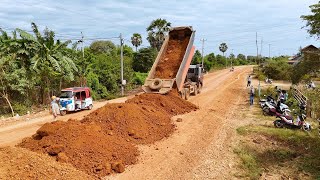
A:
[60,110,67,116]
[88,104,93,110]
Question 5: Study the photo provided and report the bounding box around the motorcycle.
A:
[262,101,290,116]
[259,95,276,109]
[265,78,273,84]
[274,112,311,131]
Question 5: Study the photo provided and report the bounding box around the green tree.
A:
[89,40,116,54]
[291,52,320,84]
[262,58,293,80]
[301,1,320,38]
[191,50,202,64]
[237,54,246,60]
[229,53,235,59]
[216,54,226,66]
[132,47,158,72]
[131,33,142,52]
[0,57,28,116]
[147,18,171,51]
[17,22,77,104]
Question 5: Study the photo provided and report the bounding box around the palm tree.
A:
[219,43,228,57]
[146,18,171,51]
[219,43,228,68]
[17,22,77,103]
[131,33,142,52]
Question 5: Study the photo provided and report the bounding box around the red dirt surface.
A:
[16,93,197,178]
[126,92,198,116]
[18,120,138,178]
[0,146,95,180]
[155,37,190,79]
[81,103,174,144]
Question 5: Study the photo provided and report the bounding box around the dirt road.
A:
[107,66,251,179]
[0,66,252,179]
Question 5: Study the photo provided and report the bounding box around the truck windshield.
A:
[60,91,73,98]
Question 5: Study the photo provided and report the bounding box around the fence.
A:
[291,85,312,117]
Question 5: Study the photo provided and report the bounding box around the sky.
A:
[0,0,319,57]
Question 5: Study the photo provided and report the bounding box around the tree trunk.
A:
[59,78,62,91]
[3,94,14,117]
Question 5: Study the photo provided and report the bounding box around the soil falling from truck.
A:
[155,37,190,79]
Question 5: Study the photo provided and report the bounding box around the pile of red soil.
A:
[18,120,138,178]
[17,93,198,178]
[155,37,190,79]
[81,103,174,144]
[0,146,94,180]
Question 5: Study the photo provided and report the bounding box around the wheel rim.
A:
[274,120,283,128]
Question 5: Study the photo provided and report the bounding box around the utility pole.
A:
[256,32,259,68]
[78,32,85,87]
[200,38,206,67]
[256,32,261,97]
[260,38,263,57]
[81,32,84,61]
[231,49,234,67]
[269,44,271,59]
[120,33,124,96]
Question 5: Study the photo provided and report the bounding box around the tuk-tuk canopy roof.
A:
[61,87,91,97]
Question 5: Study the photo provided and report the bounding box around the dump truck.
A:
[142,26,203,100]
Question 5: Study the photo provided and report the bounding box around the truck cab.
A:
[187,64,204,87]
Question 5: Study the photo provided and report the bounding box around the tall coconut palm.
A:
[146,18,171,51]
[131,33,142,52]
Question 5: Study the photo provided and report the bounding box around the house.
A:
[288,45,320,65]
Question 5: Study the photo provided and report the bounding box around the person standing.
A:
[51,96,60,120]
[250,86,255,105]
[247,75,252,87]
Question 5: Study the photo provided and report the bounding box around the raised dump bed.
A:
[143,26,195,94]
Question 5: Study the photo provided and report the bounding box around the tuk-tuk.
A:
[59,87,93,116]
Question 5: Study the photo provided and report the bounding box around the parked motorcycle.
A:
[259,95,276,109]
[273,112,311,131]
[265,78,273,84]
[262,101,290,116]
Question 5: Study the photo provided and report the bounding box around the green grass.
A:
[234,146,262,179]
[235,125,320,179]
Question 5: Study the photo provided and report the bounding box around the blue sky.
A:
[0,0,319,57]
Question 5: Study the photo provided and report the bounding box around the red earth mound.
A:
[0,146,95,180]
[81,103,175,144]
[17,93,198,177]
[155,37,190,79]
[18,120,138,178]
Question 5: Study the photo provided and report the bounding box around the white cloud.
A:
[0,0,318,55]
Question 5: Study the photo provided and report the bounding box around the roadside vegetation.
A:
[0,19,253,117]
[234,87,320,179]
[235,124,320,179]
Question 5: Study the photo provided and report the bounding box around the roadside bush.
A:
[132,72,148,85]
[12,103,30,116]
[262,58,292,80]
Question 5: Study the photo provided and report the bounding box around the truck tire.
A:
[180,90,186,99]
[193,86,198,96]
[149,78,163,90]
[185,89,190,100]
[198,83,202,94]
[60,110,67,116]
